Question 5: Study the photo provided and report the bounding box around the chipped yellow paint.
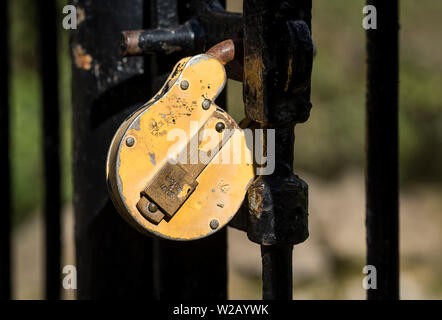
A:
[177,183,192,199]
[106,54,254,240]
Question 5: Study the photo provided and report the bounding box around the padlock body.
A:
[106,54,254,240]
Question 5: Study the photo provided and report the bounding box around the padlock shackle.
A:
[206,39,237,65]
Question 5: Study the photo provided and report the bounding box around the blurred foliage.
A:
[8,0,442,224]
[294,0,442,185]
[10,0,71,225]
[10,0,41,225]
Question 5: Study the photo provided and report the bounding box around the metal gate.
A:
[0,0,399,300]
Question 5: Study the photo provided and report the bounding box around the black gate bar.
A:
[71,0,156,299]
[366,0,400,300]
[243,0,313,300]
[37,0,62,300]
[0,0,11,301]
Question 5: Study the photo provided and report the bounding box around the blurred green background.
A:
[10,0,71,225]
[7,0,442,299]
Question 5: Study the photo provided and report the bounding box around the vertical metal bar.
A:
[0,0,11,301]
[37,0,61,300]
[151,0,228,300]
[366,0,400,300]
[243,0,312,300]
[71,0,155,299]
[258,128,297,301]
[261,245,293,300]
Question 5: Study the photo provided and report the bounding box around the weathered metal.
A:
[106,48,254,240]
[243,1,313,124]
[121,1,241,57]
[243,0,313,300]
[121,20,203,56]
[247,171,309,246]
[0,0,11,300]
[121,0,243,81]
[71,0,156,299]
[366,0,400,300]
[207,39,236,65]
[37,0,61,300]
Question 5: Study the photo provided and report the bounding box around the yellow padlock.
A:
[106,40,255,240]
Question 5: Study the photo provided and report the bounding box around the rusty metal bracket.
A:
[120,0,243,81]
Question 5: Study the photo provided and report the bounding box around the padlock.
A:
[106,40,255,240]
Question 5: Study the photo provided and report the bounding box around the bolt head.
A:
[202,99,211,110]
[148,202,158,213]
[125,136,135,147]
[210,219,219,230]
[215,122,225,132]
[180,80,189,90]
